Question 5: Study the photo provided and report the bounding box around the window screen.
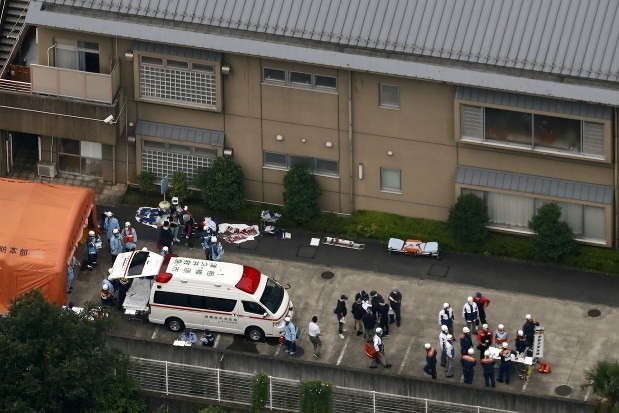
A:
[379,84,400,108]
[290,71,312,86]
[204,297,237,312]
[380,168,401,192]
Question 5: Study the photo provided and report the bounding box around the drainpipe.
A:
[46,43,56,66]
[615,108,618,248]
[112,144,116,185]
[348,69,354,213]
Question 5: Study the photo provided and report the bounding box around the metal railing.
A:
[129,357,518,413]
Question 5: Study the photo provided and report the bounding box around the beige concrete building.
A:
[0,0,617,246]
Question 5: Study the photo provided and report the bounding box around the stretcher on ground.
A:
[322,236,365,250]
[387,238,440,259]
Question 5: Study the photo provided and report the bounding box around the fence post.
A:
[269,375,273,410]
[217,368,221,402]
[425,398,428,413]
[477,406,480,413]
[165,361,169,395]
[373,391,376,413]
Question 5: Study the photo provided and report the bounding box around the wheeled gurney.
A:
[387,238,440,259]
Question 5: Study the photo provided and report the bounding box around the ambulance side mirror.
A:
[263,313,268,318]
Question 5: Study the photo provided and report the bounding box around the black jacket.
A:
[362,312,376,330]
[351,302,365,320]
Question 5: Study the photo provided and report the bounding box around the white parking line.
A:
[336,337,350,366]
[398,340,414,374]
[584,388,590,401]
[214,334,220,348]
[521,381,528,392]
[151,327,159,340]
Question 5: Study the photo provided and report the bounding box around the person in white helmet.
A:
[100,282,114,306]
[444,334,455,378]
[211,237,224,261]
[423,343,437,379]
[461,347,477,384]
[494,324,508,348]
[463,296,479,333]
[438,302,455,335]
[439,324,450,368]
[369,327,392,369]
[460,326,473,355]
[522,314,540,348]
[104,211,120,247]
[515,330,529,355]
[122,221,138,252]
[86,230,98,270]
[109,228,123,264]
[202,234,217,260]
[160,246,169,257]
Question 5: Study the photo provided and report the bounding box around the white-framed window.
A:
[263,151,339,176]
[380,168,401,193]
[379,84,400,109]
[55,40,100,73]
[139,55,217,109]
[462,188,606,243]
[460,104,606,159]
[262,67,337,91]
[58,138,102,177]
[142,140,217,181]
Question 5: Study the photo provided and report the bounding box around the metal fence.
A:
[129,357,518,413]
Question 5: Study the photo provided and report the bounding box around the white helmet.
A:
[211,236,217,243]
[375,327,383,334]
[526,314,532,320]
[484,350,490,357]
[498,324,505,330]
[112,228,119,234]
[141,247,148,251]
[125,221,131,227]
[502,342,509,348]
[443,302,450,309]
[467,296,473,303]
[105,211,113,217]
[446,334,453,341]
[462,327,470,333]
[171,196,179,205]
[517,330,524,336]
[467,348,475,355]
[102,284,109,291]
[88,230,95,236]
[424,343,431,350]
[482,323,489,329]
[162,246,169,252]
[441,325,449,332]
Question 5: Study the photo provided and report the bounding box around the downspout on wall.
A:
[348,69,353,213]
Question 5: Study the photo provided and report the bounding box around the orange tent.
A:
[0,178,98,313]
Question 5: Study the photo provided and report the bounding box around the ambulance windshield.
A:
[259,278,285,314]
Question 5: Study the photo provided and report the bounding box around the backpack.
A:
[364,342,377,359]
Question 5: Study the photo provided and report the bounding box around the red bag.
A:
[539,363,551,374]
[365,342,377,359]
[279,336,285,346]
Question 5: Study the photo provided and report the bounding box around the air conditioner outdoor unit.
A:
[37,161,57,178]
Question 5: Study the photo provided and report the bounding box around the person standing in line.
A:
[387,287,402,327]
[86,230,98,271]
[473,292,491,325]
[477,323,493,360]
[369,290,383,319]
[497,342,516,384]
[522,314,540,348]
[362,308,376,342]
[308,316,324,358]
[283,316,297,356]
[481,350,496,388]
[460,326,473,355]
[184,213,196,249]
[122,222,138,252]
[439,325,449,368]
[439,302,455,335]
[351,296,366,337]
[444,334,455,378]
[461,347,477,384]
[369,328,392,369]
[109,228,123,264]
[104,211,120,247]
[423,343,437,379]
[169,210,181,243]
[334,294,348,339]
[463,296,479,333]
[378,300,390,336]
[494,324,508,348]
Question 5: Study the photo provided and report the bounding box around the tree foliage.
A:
[0,290,146,413]
[170,170,190,204]
[283,163,322,225]
[447,193,489,243]
[528,202,575,262]
[137,170,155,203]
[250,373,269,413]
[194,157,245,212]
[584,360,619,413]
[299,380,333,413]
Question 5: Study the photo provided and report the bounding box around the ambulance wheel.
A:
[246,326,265,342]
[166,317,185,332]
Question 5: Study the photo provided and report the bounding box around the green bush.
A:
[283,164,321,225]
[137,171,155,203]
[528,202,575,262]
[170,170,190,204]
[197,407,229,413]
[250,373,269,413]
[299,380,332,413]
[448,193,489,243]
[194,157,245,212]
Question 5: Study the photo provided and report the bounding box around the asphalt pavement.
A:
[67,202,619,406]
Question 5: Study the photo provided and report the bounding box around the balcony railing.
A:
[29,60,120,104]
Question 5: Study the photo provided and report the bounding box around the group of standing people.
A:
[425,292,541,386]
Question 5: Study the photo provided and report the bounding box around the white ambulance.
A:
[108,250,294,341]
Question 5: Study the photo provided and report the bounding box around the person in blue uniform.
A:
[481,350,496,387]
[461,347,477,384]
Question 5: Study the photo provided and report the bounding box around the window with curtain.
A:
[380,168,401,192]
[55,41,100,73]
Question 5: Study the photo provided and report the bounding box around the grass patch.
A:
[121,187,619,274]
